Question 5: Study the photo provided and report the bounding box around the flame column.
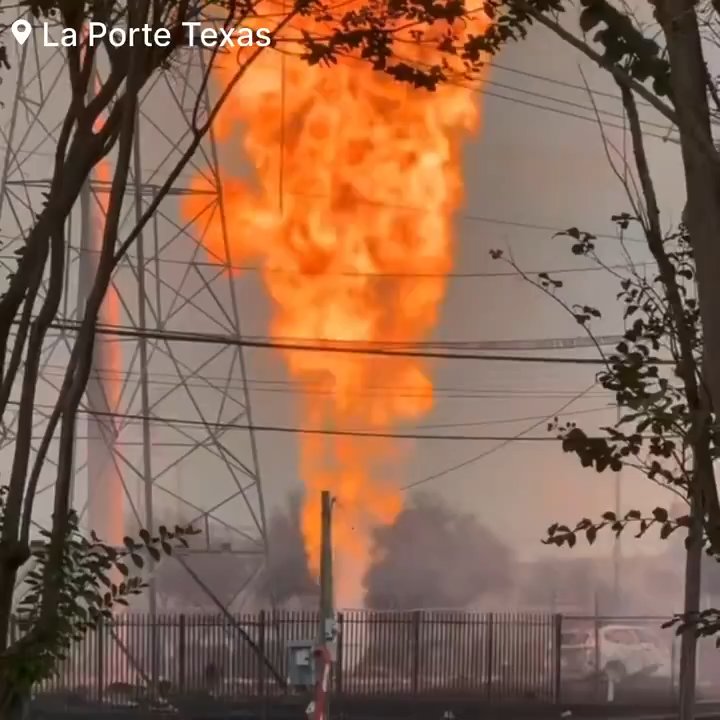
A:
[77,172,125,549]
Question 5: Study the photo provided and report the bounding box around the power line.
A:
[404,404,610,430]
[8,400,618,443]
[24,359,614,399]
[0,246,654,278]
[9,321,628,352]
[30,362,613,400]
[479,86,676,143]
[491,63,635,102]
[403,382,598,489]
[0,68,673,166]
[483,77,670,132]
[41,319,671,366]
[0,191,647,246]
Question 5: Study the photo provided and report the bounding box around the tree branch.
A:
[621,83,720,550]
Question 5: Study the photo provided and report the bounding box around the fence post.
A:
[670,634,677,701]
[485,613,494,701]
[258,610,266,697]
[411,610,421,695]
[335,612,344,696]
[97,618,105,703]
[178,614,186,693]
[593,610,601,702]
[553,614,562,704]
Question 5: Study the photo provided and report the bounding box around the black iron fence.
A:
[17,612,720,703]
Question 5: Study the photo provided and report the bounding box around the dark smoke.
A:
[363,492,513,609]
[255,492,318,605]
[214,490,513,610]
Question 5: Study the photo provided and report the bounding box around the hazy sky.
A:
[0,11,690,593]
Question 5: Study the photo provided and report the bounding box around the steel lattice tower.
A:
[0,17,269,613]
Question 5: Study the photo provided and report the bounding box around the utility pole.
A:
[318,490,334,646]
[313,490,335,720]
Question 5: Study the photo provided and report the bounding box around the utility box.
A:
[287,639,316,688]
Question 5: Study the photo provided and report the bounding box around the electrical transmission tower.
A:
[0,19,269,614]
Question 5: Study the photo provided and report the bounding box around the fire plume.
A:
[183,8,490,606]
[84,60,124,552]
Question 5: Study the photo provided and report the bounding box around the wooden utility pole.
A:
[315,490,334,720]
[318,490,334,644]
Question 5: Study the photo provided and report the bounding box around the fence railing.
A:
[16,611,717,703]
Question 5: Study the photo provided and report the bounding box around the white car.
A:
[559,624,674,682]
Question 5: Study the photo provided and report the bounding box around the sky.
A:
[0,8,693,604]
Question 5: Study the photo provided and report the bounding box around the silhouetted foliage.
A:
[492,216,708,543]
[490,204,720,659]
[0,485,197,715]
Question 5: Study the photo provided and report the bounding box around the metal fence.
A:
[17,611,720,703]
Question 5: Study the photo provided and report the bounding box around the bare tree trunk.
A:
[38,0,149,626]
[0,129,109,652]
[0,2,274,706]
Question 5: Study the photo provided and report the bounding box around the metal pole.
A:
[0,35,28,219]
[612,403,622,612]
[132,109,158,691]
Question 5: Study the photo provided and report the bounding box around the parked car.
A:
[559,624,673,682]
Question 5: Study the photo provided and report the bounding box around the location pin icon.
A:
[11,19,32,46]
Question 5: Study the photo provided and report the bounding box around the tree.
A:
[0,485,196,719]
[492,205,709,715]
[0,0,492,714]
[479,0,720,561]
[364,492,513,609]
[478,4,720,716]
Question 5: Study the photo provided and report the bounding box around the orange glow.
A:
[183,8,490,605]
[87,69,124,551]
[93,160,122,415]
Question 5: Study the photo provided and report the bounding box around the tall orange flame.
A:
[183,8,490,606]
[84,63,124,552]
